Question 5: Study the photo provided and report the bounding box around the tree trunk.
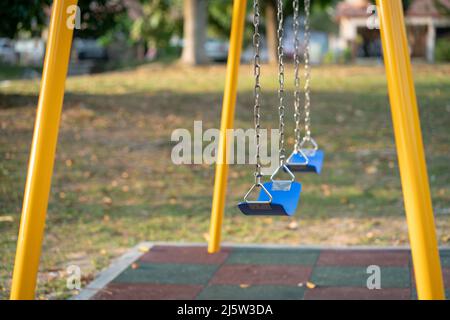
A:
[181,0,209,65]
[265,0,278,65]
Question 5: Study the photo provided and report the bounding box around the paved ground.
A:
[86,245,450,300]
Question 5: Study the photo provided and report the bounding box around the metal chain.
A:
[303,0,312,141]
[293,0,301,151]
[253,0,262,185]
[277,0,286,164]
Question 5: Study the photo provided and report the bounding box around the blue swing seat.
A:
[238,181,302,216]
[287,149,324,174]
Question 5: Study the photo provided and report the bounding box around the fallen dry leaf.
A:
[131,263,139,269]
[239,284,250,288]
[288,221,299,230]
[321,184,331,197]
[365,165,378,174]
[0,215,14,223]
[306,281,316,289]
[138,246,150,253]
[65,159,73,167]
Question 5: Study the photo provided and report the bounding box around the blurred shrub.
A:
[435,38,450,62]
[323,48,353,64]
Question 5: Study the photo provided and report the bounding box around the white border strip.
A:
[72,242,153,300]
[73,241,450,300]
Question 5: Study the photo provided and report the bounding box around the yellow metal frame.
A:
[10,0,78,299]
[376,0,444,299]
[10,0,444,299]
[208,0,247,254]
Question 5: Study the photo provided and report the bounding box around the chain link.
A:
[253,0,262,184]
[277,0,286,164]
[303,0,312,141]
[293,0,301,151]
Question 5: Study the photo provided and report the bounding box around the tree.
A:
[0,0,128,40]
[181,0,208,65]
[265,0,278,64]
[75,0,128,39]
[208,1,233,39]
[0,0,50,38]
[129,0,182,59]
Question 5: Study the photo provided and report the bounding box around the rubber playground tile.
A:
[317,250,410,267]
[310,266,410,288]
[197,285,306,300]
[226,248,319,265]
[210,264,312,286]
[113,263,218,285]
[304,287,411,300]
[140,245,229,265]
[439,250,450,267]
[93,283,203,300]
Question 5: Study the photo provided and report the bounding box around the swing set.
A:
[9,0,445,300]
[238,0,322,217]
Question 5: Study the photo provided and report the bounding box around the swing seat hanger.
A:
[238,164,302,216]
[287,137,325,174]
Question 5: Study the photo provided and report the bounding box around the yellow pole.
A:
[376,0,444,300]
[10,0,78,300]
[208,0,247,253]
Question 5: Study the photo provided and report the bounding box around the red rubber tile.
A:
[304,287,411,300]
[210,264,312,286]
[140,245,230,265]
[317,250,410,266]
[92,283,203,300]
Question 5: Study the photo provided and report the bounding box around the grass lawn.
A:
[0,63,449,299]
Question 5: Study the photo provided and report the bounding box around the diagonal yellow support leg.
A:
[208,0,247,253]
[376,0,445,300]
[10,0,78,300]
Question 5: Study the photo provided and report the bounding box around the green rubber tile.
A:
[113,263,218,285]
[439,250,450,267]
[196,285,306,300]
[310,266,410,288]
[226,248,320,265]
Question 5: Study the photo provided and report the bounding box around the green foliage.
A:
[310,8,338,34]
[130,0,182,48]
[323,48,352,64]
[208,1,233,39]
[74,0,129,40]
[0,0,50,38]
[434,0,450,16]
[0,0,129,41]
[435,38,450,62]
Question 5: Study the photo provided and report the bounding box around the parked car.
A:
[241,36,269,63]
[14,39,45,66]
[0,38,18,64]
[73,39,108,61]
[205,38,229,62]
